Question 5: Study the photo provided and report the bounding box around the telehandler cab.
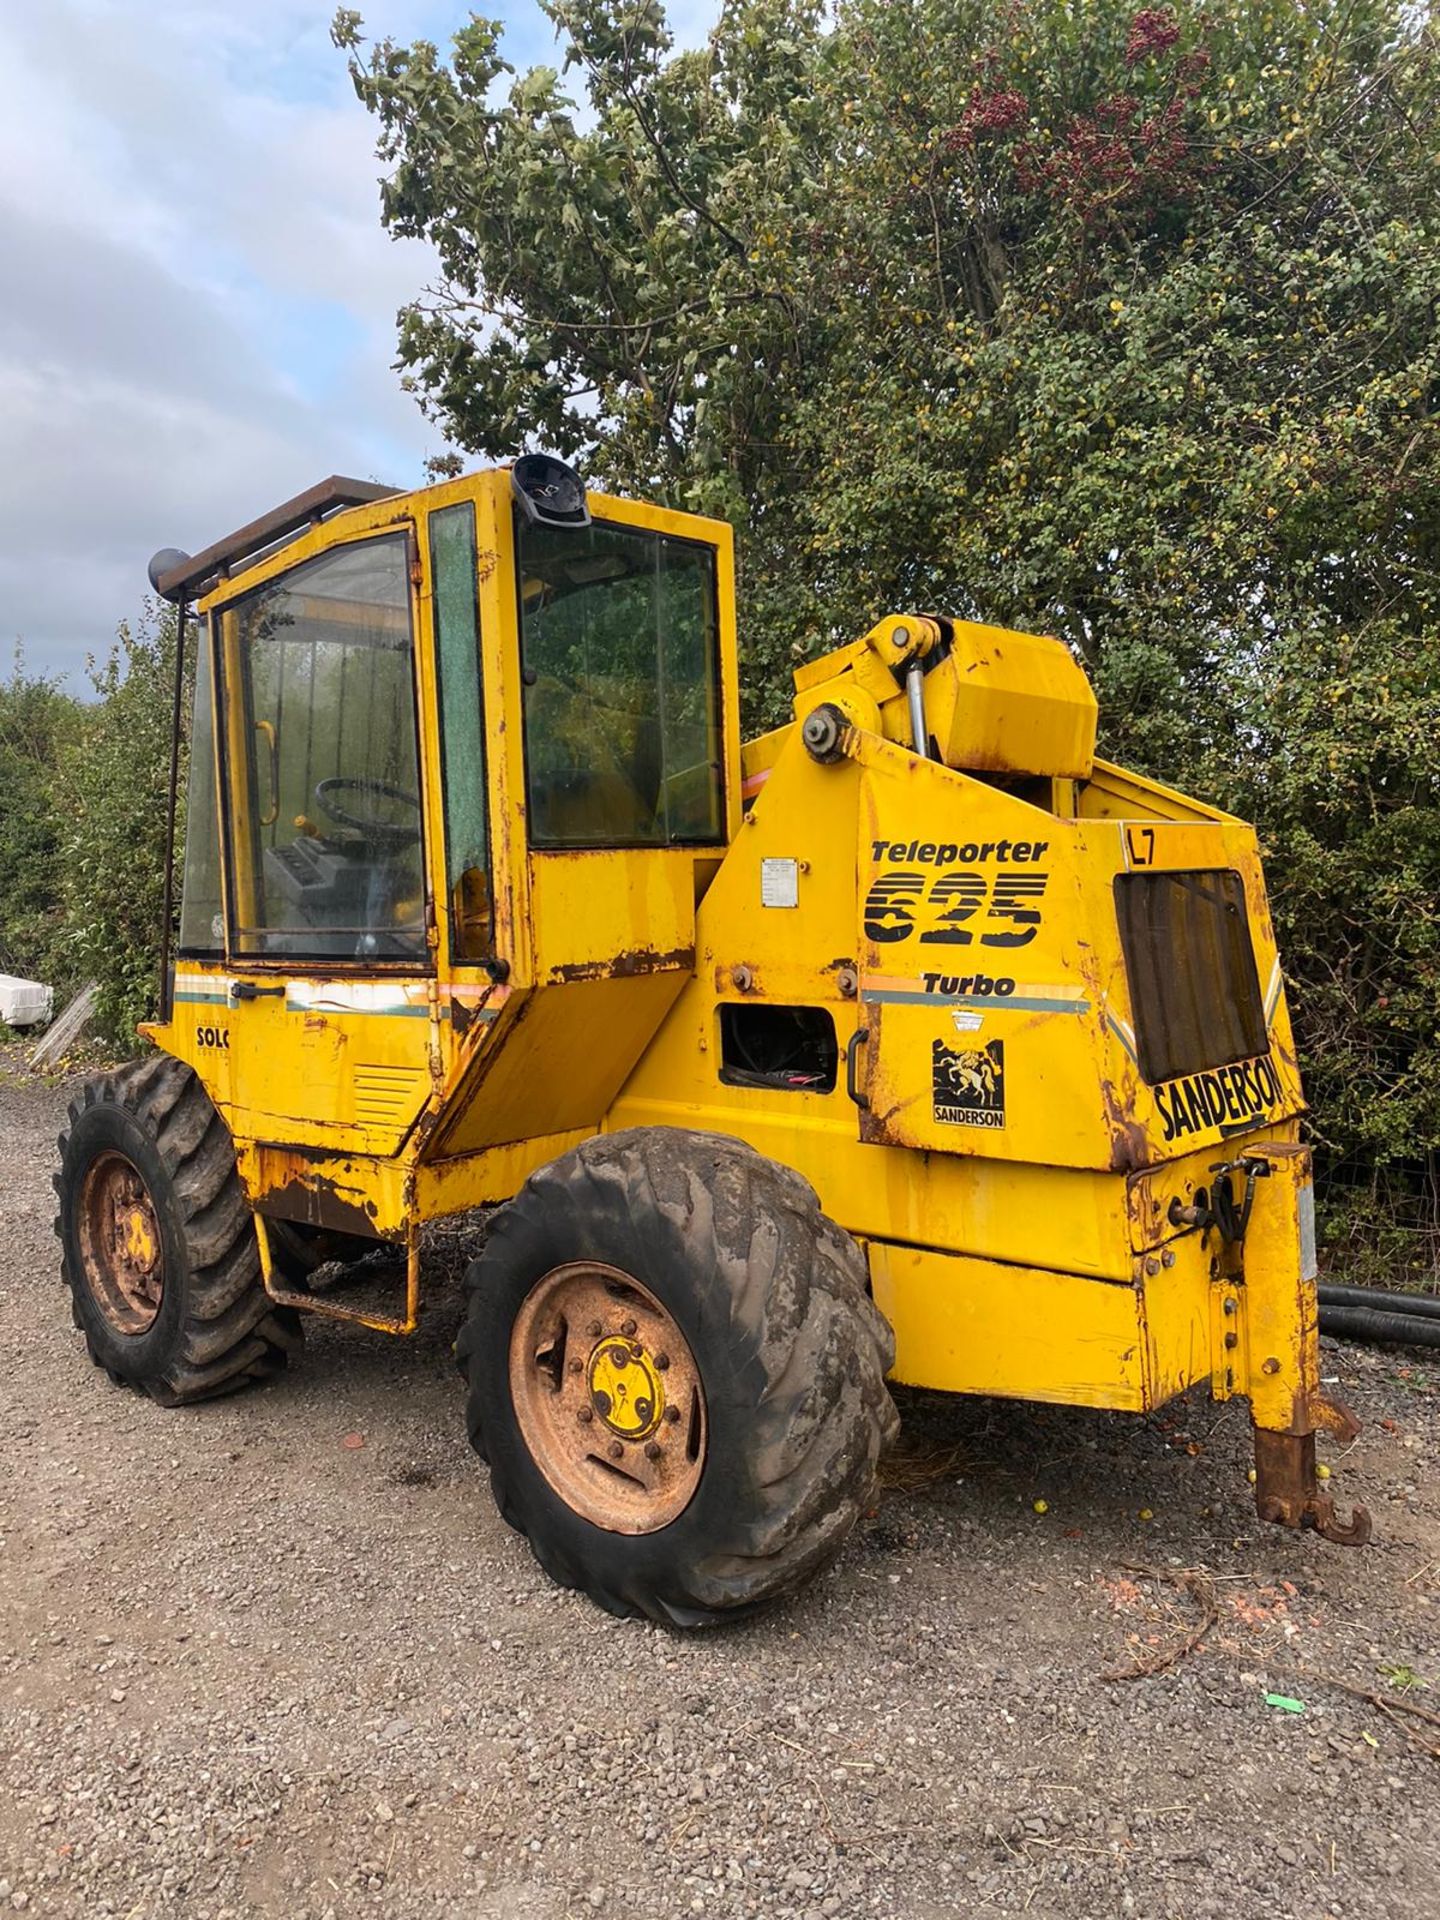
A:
[54,455,1370,1624]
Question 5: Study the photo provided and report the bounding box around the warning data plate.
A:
[761,857,799,908]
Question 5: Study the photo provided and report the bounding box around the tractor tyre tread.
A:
[457,1127,897,1626]
[55,1056,300,1405]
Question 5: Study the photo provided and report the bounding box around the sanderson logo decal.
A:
[1155,1054,1282,1143]
[933,1039,1006,1130]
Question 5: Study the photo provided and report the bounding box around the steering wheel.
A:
[314,777,421,853]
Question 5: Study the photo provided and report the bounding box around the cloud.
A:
[0,0,719,686]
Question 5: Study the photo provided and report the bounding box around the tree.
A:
[333,0,838,689]
[0,652,79,988]
[55,607,186,1051]
[343,0,1440,1265]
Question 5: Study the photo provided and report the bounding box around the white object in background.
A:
[0,974,53,1027]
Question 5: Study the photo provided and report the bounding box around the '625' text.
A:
[863,870,1050,948]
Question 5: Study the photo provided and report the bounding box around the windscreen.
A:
[517,515,724,848]
[224,535,426,962]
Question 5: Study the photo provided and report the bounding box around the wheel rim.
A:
[76,1150,165,1336]
[508,1262,707,1535]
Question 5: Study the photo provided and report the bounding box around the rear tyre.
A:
[457,1127,898,1626]
[54,1056,301,1405]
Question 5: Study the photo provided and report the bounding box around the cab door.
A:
[212,527,437,1152]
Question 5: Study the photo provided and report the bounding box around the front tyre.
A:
[54,1056,301,1404]
[456,1128,898,1626]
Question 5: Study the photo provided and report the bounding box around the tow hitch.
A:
[1187,1144,1373,1548]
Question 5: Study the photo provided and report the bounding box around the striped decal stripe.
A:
[286,998,431,1017]
[174,974,503,1023]
[1105,1011,1140,1069]
[1264,960,1284,1026]
[861,989,1090,1013]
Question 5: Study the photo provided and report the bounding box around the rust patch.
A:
[1252,1429,1371,1545]
[1100,1074,1151,1172]
[859,1099,912,1147]
[77,1150,165,1336]
[509,1261,707,1534]
[954,744,1031,775]
[550,945,694,986]
[263,1175,382,1240]
[1126,1169,1166,1248]
[476,547,498,583]
[1108,1118,1151,1173]
[714,960,761,995]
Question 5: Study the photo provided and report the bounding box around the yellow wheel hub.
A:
[508,1262,706,1535]
[587,1334,665,1440]
[77,1150,165,1336]
[124,1206,158,1271]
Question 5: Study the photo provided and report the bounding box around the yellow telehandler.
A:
[54,456,1369,1624]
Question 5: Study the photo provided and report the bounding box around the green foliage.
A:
[0,651,79,984]
[58,608,186,1052]
[340,0,1440,1269]
[0,615,183,1056]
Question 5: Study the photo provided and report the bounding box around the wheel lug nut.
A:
[645,1442,662,1461]
[569,1359,583,1374]
[588,1320,602,1337]
[655,1352,670,1371]
[621,1318,637,1337]
[608,1441,624,1460]
[665,1406,681,1425]
[577,1407,593,1424]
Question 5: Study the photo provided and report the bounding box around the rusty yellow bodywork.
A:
[156,474,740,1275]
[143,462,1364,1536]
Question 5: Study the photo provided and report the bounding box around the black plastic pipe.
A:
[1319,1288,1440,1349]
[1318,1304,1440,1348]
[1319,1282,1440,1322]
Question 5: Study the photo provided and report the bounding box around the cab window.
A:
[431,502,492,960]
[517,516,724,848]
[178,617,223,954]
[220,535,427,962]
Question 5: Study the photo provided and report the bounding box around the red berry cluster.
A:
[1125,6,1181,65]
[1094,92,1141,127]
[1014,91,1201,228]
[942,85,1029,153]
[931,8,1212,232]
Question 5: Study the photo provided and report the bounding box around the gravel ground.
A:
[2,1054,1439,1920]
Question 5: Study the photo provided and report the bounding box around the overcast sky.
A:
[0,0,716,689]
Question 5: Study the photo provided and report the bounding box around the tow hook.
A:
[1253,1428,1373,1546]
[1172,1150,1374,1547]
